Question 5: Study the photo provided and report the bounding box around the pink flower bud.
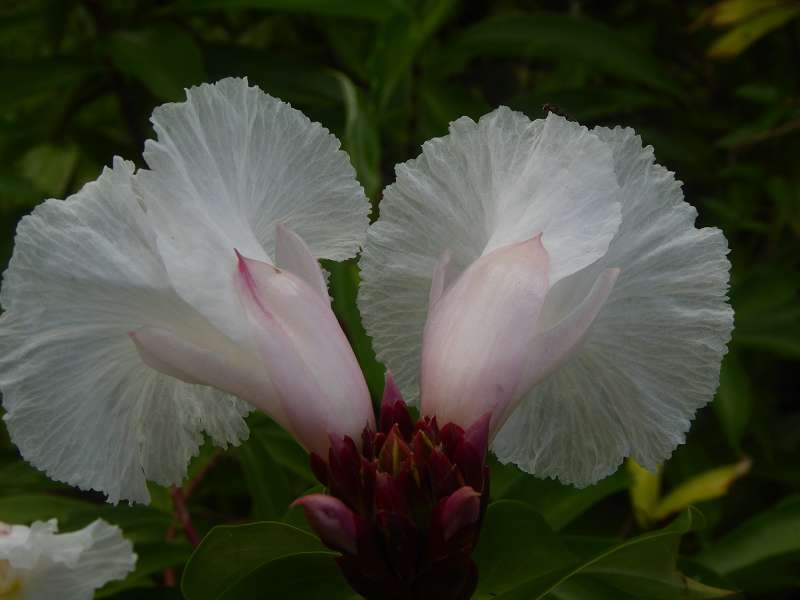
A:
[420,236,550,436]
[420,234,619,440]
[235,249,374,458]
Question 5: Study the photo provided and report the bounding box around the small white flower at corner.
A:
[0,519,136,600]
[0,78,373,504]
[359,108,734,487]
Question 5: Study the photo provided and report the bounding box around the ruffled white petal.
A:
[0,159,250,504]
[360,108,622,403]
[137,77,369,344]
[0,519,135,600]
[492,127,734,486]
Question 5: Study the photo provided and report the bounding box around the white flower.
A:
[0,78,372,504]
[0,519,136,600]
[359,108,734,487]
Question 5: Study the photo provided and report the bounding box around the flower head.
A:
[0,78,371,503]
[360,108,733,486]
[293,374,489,600]
[0,519,135,600]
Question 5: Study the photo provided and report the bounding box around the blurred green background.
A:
[1,0,799,598]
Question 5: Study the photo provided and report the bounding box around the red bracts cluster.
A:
[292,375,491,600]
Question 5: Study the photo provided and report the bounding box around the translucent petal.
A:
[493,128,734,487]
[137,77,369,344]
[0,519,135,600]
[360,108,621,403]
[0,160,250,504]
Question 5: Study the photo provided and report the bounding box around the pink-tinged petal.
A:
[439,487,481,542]
[274,223,329,299]
[128,327,280,420]
[420,236,550,435]
[235,252,374,457]
[291,495,359,555]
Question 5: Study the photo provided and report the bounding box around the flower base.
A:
[293,376,491,600]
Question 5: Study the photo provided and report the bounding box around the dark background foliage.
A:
[0,1,798,598]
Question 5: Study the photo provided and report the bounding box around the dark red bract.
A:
[293,375,491,600]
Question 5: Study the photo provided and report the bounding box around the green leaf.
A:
[167,0,403,20]
[369,0,458,108]
[496,509,734,599]
[713,353,754,450]
[327,260,385,399]
[96,541,192,598]
[709,5,800,58]
[652,458,751,521]
[17,142,79,197]
[106,25,206,101]
[0,59,95,109]
[218,551,354,600]
[696,496,800,576]
[238,427,292,520]
[474,500,577,598]
[498,468,630,531]
[331,72,381,199]
[435,13,678,94]
[181,521,326,600]
[628,459,662,528]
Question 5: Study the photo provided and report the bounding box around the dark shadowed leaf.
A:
[181,521,326,600]
[106,25,206,101]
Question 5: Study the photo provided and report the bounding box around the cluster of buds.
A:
[293,376,491,600]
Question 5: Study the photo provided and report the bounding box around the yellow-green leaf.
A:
[652,457,751,520]
[628,459,661,528]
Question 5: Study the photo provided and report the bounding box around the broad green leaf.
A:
[474,500,577,598]
[331,72,381,199]
[218,551,354,600]
[167,0,403,20]
[238,427,292,520]
[652,458,751,521]
[496,509,734,599]
[714,353,754,450]
[696,495,800,576]
[435,13,678,94]
[106,25,206,101]
[181,521,325,600]
[498,468,630,531]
